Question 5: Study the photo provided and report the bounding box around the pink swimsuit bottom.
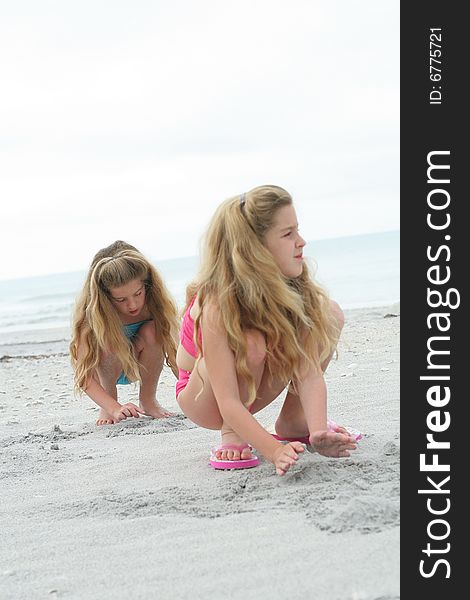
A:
[175,298,255,413]
[176,298,201,399]
[175,368,191,399]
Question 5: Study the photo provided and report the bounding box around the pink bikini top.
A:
[179,297,202,359]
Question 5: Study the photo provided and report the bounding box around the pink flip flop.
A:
[272,420,363,445]
[209,444,259,470]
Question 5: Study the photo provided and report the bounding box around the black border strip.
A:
[401,1,465,595]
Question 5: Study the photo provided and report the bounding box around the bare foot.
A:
[215,427,253,461]
[96,403,144,425]
[139,400,174,419]
[96,409,114,426]
[309,429,357,457]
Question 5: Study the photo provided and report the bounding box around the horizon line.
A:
[0,228,399,284]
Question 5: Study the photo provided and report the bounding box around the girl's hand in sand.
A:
[310,430,357,458]
[113,402,144,422]
[272,441,305,476]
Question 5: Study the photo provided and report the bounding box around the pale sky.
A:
[0,1,399,280]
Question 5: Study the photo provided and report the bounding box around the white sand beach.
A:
[0,304,400,600]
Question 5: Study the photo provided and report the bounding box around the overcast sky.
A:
[0,1,399,280]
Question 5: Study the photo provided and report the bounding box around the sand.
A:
[0,304,400,600]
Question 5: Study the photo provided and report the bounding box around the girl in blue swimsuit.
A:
[70,241,179,425]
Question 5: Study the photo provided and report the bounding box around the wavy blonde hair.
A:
[187,185,339,406]
[70,241,179,392]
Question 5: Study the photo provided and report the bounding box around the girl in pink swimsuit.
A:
[175,297,200,399]
[175,185,359,476]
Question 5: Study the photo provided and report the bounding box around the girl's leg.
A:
[248,371,287,415]
[134,321,172,418]
[177,330,269,460]
[95,353,123,425]
[219,331,267,459]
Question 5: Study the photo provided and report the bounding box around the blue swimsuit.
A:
[116,320,151,385]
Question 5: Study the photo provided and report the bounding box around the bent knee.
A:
[176,390,223,430]
[135,321,162,348]
[99,350,122,370]
[330,300,345,332]
[245,330,266,368]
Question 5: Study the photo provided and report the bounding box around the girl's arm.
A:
[77,337,142,421]
[296,363,357,457]
[83,376,123,417]
[82,374,142,422]
[202,302,296,465]
[295,365,328,434]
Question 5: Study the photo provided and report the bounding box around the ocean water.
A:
[0,230,399,337]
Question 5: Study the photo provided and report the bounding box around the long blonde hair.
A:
[70,241,178,392]
[187,185,339,406]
